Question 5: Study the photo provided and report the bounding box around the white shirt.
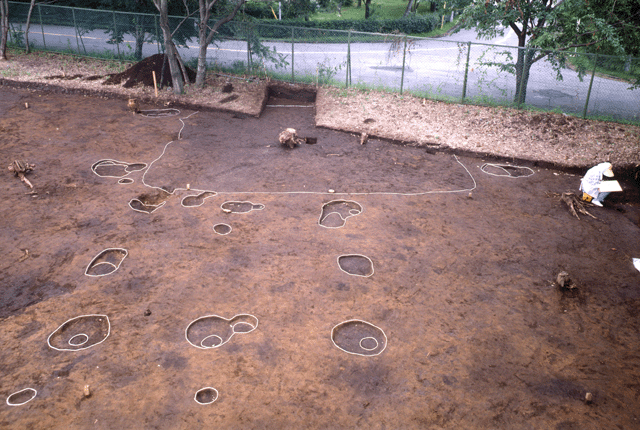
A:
[579,163,611,198]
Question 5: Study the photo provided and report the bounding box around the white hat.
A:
[602,162,614,177]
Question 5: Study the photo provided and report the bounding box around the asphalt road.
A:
[15,24,640,120]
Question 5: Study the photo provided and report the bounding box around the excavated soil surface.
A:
[1,85,640,429]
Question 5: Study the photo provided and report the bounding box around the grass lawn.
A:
[313,0,434,21]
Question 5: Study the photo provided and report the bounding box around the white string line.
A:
[47,314,111,352]
[480,163,535,178]
[212,154,477,196]
[140,112,217,197]
[6,388,37,406]
[85,248,128,277]
[331,319,388,357]
[138,112,477,197]
[318,200,363,229]
[265,105,315,108]
[337,254,374,278]
[139,108,181,118]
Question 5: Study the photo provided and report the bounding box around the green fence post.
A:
[71,8,81,53]
[291,27,295,83]
[516,47,529,107]
[400,36,407,95]
[346,30,351,88]
[582,53,598,119]
[461,41,471,102]
[38,4,46,49]
[247,25,252,73]
[113,11,120,58]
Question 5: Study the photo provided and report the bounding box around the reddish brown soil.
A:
[1,85,640,429]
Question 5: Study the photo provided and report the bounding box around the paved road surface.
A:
[14,24,640,120]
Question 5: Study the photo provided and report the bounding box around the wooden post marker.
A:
[152,71,158,98]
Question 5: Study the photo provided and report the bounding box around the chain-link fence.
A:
[5,2,640,122]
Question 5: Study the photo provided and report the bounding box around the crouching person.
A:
[579,162,614,207]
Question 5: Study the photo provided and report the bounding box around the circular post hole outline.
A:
[337,254,374,277]
[68,333,90,346]
[213,223,232,235]
[47,314,111,352]
[181,191,217,208]
[331,319,387,357]
[318,200,363,229]
[85,248,128,277]
[6,388,37,406]
[220,201,265,214]
[185,314,258,350]
[194,387,219,405]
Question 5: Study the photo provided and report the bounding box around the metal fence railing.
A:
[5,2,640,122]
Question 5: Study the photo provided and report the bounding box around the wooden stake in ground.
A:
[8,160,35,189]
[152,71,158,98]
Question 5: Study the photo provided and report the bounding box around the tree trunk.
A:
[365,0,371,18]
[175,49,190,84]
[514,47,536,105]
[154,0,183,94]
[196,38,208,87]
[403,0,415,18]
[0,0,9,60]
[357,0,361,7]
[25,0,35,54]
[195,0,245,88]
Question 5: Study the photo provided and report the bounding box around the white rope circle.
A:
[47,314,111,352]
[220,201,265,214]
[181,191,216,208]
[85,248,128,277]
[68,333,89,346]
[139,108,181,117]
[194,387,219,405]
[200,335,224,349]
[480,163,535,178]
[128,199,166,214]
[337,254,374,278]
[318,200,363,229]
[185,314,259,350]
[213,223,232,235]
[331,319,387,357]
[359,336,379,351]
[6,388,37,406]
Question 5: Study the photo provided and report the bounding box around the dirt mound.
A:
[103,54,196,88]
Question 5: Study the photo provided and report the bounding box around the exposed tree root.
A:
[547,191,599,220]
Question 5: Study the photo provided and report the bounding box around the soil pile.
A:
[103,54,196,88]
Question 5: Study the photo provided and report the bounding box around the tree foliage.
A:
[458,0,633,103]
[588,0,640,57]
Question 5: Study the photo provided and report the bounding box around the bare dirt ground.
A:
[1,51,640,429]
